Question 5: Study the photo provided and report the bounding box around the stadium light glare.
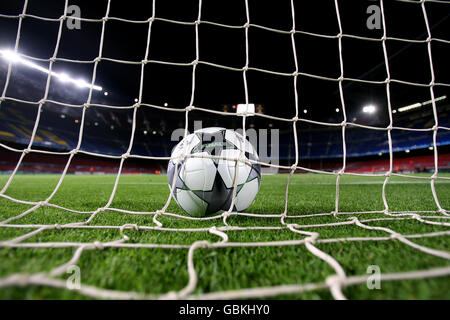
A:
[398,95,446,113]
[405,149,410,153]
[362,105,376,114]
[428,146,434,150]
[398,102,421,113]
[75,79,88,88]
[0,48,103,91]
[335,108,340,112]
[0,49,21,62]
[303,109,307,114]
[58,73,70,83]
[164,102,168,107]
[104,91,108,96]
[134,98,138,103]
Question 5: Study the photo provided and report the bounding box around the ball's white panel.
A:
[218,149,251,188]
[227,130,257,156]
[235,178,259,211]
[171,133,200,163]
[175,189,208,217]
[180,153,217,191]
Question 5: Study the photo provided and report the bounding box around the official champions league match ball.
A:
[167,127,261,217]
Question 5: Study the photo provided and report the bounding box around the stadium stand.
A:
[0,98,449,174]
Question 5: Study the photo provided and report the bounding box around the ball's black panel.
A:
[193,171,234,214]
[247,163,261,186]
[167,159,188,201]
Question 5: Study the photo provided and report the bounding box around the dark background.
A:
[0,0,449,159]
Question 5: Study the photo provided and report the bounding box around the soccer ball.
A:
[167,127,261,217]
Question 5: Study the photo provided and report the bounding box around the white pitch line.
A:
[289,181,450,185]
[41,181,450,186]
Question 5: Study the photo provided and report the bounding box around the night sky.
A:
[0,0,449,138]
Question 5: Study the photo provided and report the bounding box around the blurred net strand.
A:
[0,0,449,300]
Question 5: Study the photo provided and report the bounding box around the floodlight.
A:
[0,48,103,91]
[362,105,376,114]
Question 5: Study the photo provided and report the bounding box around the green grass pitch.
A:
[0,173,449,299]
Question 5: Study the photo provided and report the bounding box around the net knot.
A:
[337,76,344,82]
[340,121,347,127]
[384,77,391,84]
[291,71,299,77]
[191,59,198,66]
[348,216,358,224]
[292,116,299,122]
[141,59,148,65]
[243,22,250,29]
[194,20,201,25]
[83,103,90,108]
[432,125,438,131]
[290,164,297,172]
[290,28,296,34]
[93,241,104,250]
[49,56,57,63]
[326,274,345,291]
[242,65,249,72]
[426,36,432,43]
[94,57,101,63]
[23,148,31,154]
[54,224,62,230]
[386,124,393,130]
[121,152,130,159]
[429,80,435,87]
[120,224,138,233]
[390,233,400,240]
[185,105,195,112]
[38,99,46,106]
[70,148,79,155]
[102,16,108,22]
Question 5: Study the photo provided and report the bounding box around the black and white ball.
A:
[167,127,261,217]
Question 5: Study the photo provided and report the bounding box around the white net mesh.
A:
[0,0,449,300]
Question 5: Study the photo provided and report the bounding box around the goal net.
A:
[0,0,449,300]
